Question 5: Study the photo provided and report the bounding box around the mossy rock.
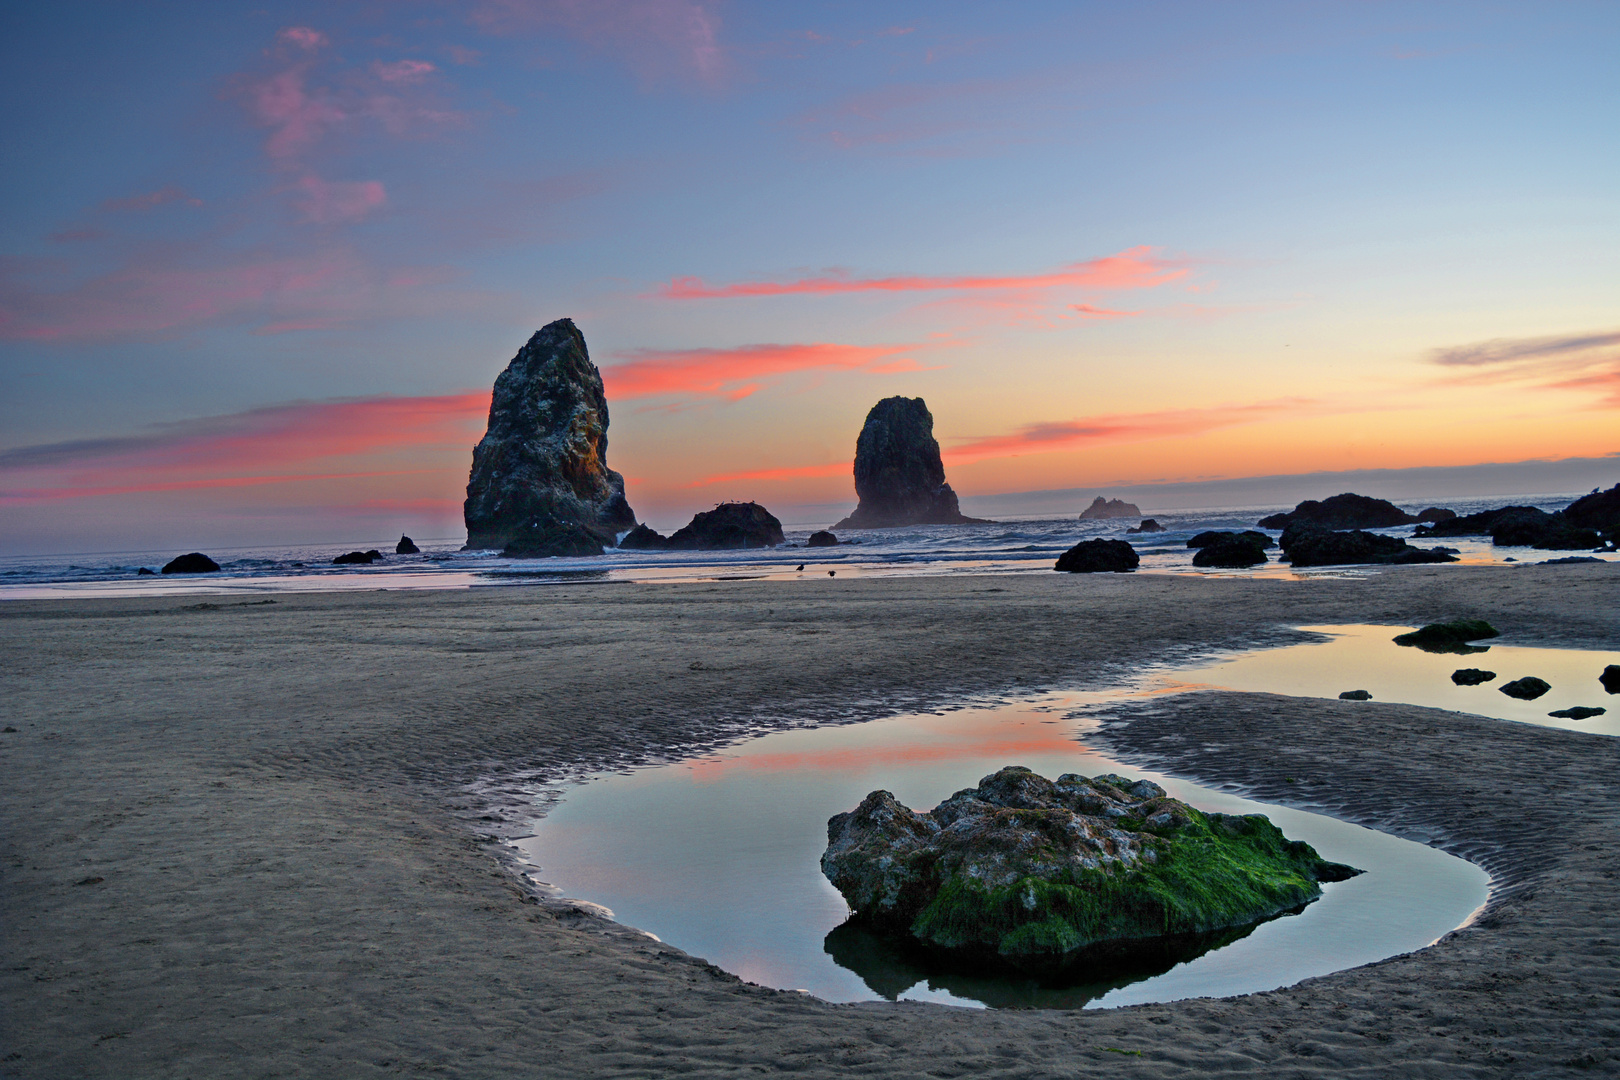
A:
[822,766,1358,971]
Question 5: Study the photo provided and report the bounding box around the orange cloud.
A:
[602,341,937,401]
[942,399,1314,465]
[654,246,1187,299]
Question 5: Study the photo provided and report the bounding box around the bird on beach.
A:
[796,564,804,571]
[828,570,836,576]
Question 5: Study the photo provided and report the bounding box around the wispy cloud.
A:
[1428,329,1620,407]
[467,0,724,86]
[655,247,1188,300]
[0,394,488,504]
[602,341,938,402]
[942,399,1313,464]
[1429,330,1620,367]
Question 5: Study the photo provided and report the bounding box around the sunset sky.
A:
[2,2,1617,553]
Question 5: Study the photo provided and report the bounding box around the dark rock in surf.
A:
[807,530,839,547]
[463,319,634,552]
[1500,676,1551,701]
[1189,530,1274,550]
[1189,532,1270,568]
[1564,483,1620,540]
[1080,497,1141,521]
[161,553,221,574]
[1601,665,1620,694]
[833,398,988,530]
[1451,668,1497,686]
[1279,525,1456,568]
[1549,706,1606,720]
[136,567,156,575]
[1338,690,1372,700]
[396,535,420,554]
[503,521,606,558]
[1054,539,1139,573]
[333,549,383,565]
[1413,505,1600,549]
[1257,493,1416,531]
[1415,507,1456,524]
[617,523,669,550]
[1127,519,1165,534]
[820,765,1357,973]
[667,502,785,550]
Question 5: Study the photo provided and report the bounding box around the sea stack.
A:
[833,397,986,529]
[463,319,636,552]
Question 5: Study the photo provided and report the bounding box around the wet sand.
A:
[2,562,1617,1077]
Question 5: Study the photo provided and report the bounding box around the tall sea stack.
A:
[833,397,987,529]
[463,319,635,552]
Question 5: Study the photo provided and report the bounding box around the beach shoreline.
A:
[3,563,1617,1077]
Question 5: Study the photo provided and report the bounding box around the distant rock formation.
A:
[161,553,220,574]
[667,502,785,550]
[396,535,420,554]
[1415,507,1456,524]
[1054,538,1139,573]
[1079,496,1141,520]
[464,319,635,554]
[333,550,383,565]
[1127,519,1164,534]
[1257,493,1416,531]
[833,397,987,529]
[617,524,668,550]
[807,530,838,547]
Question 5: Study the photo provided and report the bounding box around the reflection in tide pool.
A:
[1167,625,1620,737]
[511,700,1488,1009]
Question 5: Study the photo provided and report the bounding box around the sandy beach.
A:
[2,562,1617,1077]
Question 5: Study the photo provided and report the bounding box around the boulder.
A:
[1257,493,1416,531]
[1079,496,1142,520]
[821,766,1357,972]
[833,397,988,529]
[1280,525,1457,568]
[1054,538,1139,573]
[332,549,383,565]
[1338,690,1372,700]
[1601,665,1620,694]
[1393,620,1500,652]
[161,553,221,574]
[1415,507,1456,524]
[1413,505,1600,549]
[1563,482,1620,540]
[396,535,420,554]
[666,502,785,550]
[1188,530,1274,550]
[503,520,607,558]
[1499,676,1551,701]
[463,319,634,551]
[1549,706,1606,720]
[1126,519,1165,534]
[807,530,839,547]
[1190,532,1269,568]
[616,524,669,550]
[1451,668,1497,685]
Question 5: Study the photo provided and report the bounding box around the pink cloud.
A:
[293,176,387,224]
[373,59,437,83]
[655,247,1188,299]
[1069,303,1141,320]
[279,26,328,51]
[1428,329,1620,409]
[942,399,1314,465]
[0,394,491,506]
[601,341,937,401]
[468,0,724,85]
[252,65,346,160]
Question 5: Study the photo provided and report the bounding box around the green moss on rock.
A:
[822,766,1358,969]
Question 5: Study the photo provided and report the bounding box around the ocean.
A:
[1,492,1609,601]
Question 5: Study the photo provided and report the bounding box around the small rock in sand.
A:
[1339,690,1373,700]
[1548,706,1606,720]
[1500,676,1552,700]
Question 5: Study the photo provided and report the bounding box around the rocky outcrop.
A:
[666,503,784,550]
[1393,620,1499,652]
[1257,493,1416,531]
[1413,505,1601,550]
[821,766,1356,971]
[1563,482,1620,541]
[1127,519,1165,534]
[807,530,839,547]
[1192,534,1268,568]
[333,549,383,565]
[463,319,635,553]
[616,524,668,550]
[1280,524,1457,568]
[504,522,607,558]
[1080,496,1141,520]
[1188,530,1274,550]
[396,536,420,554]
[1500,677,1551,701]
[161,553,220,574]
[1054,538,1139,573]
[833,398,987,529]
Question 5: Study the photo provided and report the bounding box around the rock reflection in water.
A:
[826,913,1285,1009]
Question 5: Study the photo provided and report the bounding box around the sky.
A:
[2,1,1617,553]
